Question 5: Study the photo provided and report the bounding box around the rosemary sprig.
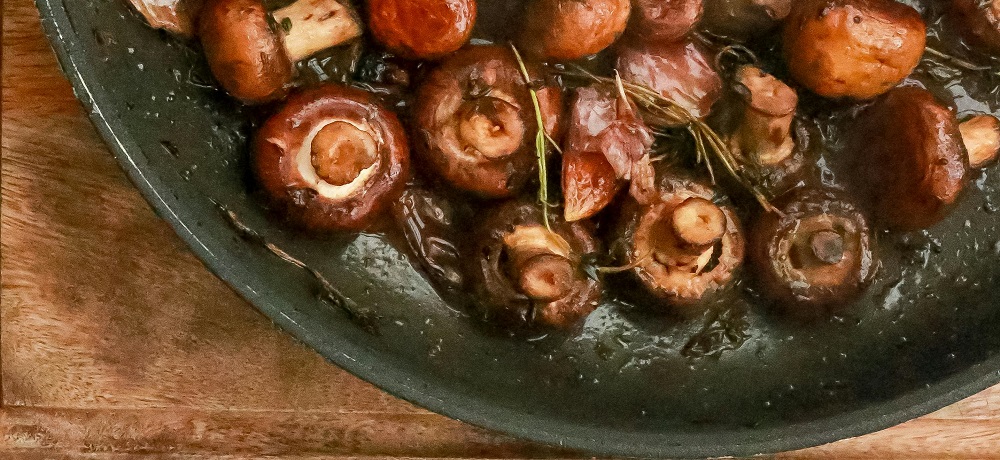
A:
[560,65,778,213]
[511,44,560,229]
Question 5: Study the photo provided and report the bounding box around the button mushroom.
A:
[128,0,204,36]
[253,84,410,232]
[616,176,745,308]
[616,40,723,122]
[702,0,791,39]
[628,0,703,44]
[749,188,876,311]
[522,0,632,60]
[960,115,1000,169]
[392,181,468,292]
[562,84,655,222]
[783,0,926,100]
[367,0,477,60]
[470,201,602,330]
[199,0,362,103]
[849,86,968,230]
[951,0,1000,52]
[413,46,562,198]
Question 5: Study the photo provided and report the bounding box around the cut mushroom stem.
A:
[671,197,727,249]
[502,225,575,301]
[807,230,845,265]
[729,65,798,166]
[960,115,1000,169]
[308,121,379,186]
[272,0,362,62]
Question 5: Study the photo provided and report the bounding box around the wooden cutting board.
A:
[3,1,1000,458]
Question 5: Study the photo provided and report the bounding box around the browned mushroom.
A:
[367,0,477,60]
[849,86,969,230]
[616,176,745,308]
[199,0,362,103]
[413,46,562,198]
[750,188,876,311]
[392,181,469,291]
[702,0,791,39]
[783,0,926,100]
[628,0,703,44]
[253,84,410,232]
[470,201,602,330]
[616,40,723,122]
[562,84,655,222]
[522,0,632,60]
[128,0,204,36]
[961,115,1000,169]
[951,0,1000,52]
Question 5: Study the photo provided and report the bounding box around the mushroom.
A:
[199,0,362,103]
[616,40,723,122]
[616,176,745,308]
[522,0,632,60]
[960,115,1000,169]
[253,84,410,232]
[750,188,876,311]
[951,0,1000,52]
[849,86,968,230]
[783,0,926,100]
[628,0,703,44]
[413,46,562,198]
[562,84,655,222]
[128,0,204,36]
[392,182,468,292]
[470,201,602,330]
[701,0,791,39]
[367,0,477,60]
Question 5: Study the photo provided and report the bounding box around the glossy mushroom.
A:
[392,182,468,291]
[617,40,723,122]
[750,188,876,311]
[128,0,204,36]
[617,176,745,308]
[470,201,602,330]
[254,84,409,232]
[849,86,968,230]
[961,115,1000,169]
[702,0,791,39]
[367,0,477,60]
[951,0,1000,52]
[628,0,703,44]
[199,0,362,103]
[413,46,562,198]
[562,84,655,222]
[523,0,631,60]
[783,0,926,100]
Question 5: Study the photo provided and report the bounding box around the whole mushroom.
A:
[522,0,632,60]
[367,0,477,60]
[199,0,362,103]
[254,84,410,232]
[470,201,603,330]
[617,40,723,122]
[413,46,562,198]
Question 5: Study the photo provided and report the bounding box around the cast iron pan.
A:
[36,0,1000,456]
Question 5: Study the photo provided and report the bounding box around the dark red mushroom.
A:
[367,0,477,60]
[522,0,632,60]
[961,115,1000,169]
[470,201,603,330]
[254,84,410,232]
[413,46,562,198]
[199,0,362,103]
[951,0,1000,52]
[701,0,791,39]
[628,0,703,44]
[616,40,723,122]
[128,0,204,36]
[616,176,745,309]
[783,0,926,100]
[750,188,877,311]
[849,86,969,230]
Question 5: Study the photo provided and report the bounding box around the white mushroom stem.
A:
[294,119,381,200]
[503,226,576,300]
[729,65,798,166]
[272,0,363,62]
[671,197,726,248]
[960,115,1000,169]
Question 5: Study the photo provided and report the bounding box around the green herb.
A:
[280,17,293,33]
[511,44,560,229]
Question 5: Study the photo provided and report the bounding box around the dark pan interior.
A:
[36,0,1000,456]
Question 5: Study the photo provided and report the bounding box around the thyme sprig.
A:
[559,65,778,213]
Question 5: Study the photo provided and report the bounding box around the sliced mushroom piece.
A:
[254,84,410,231]
[616,40,723,122]
[750,188,876,311]
[628,0,703,44]
[783,0,926,100]
[128,0,204,36]
[702,0,791,39]
[849,86,969,230]
[470,201,602,331]
[199,0,362,103]
[960,115,1000,169]
[951,0,1000,53]
[522,0,632,60]
[413,46,562,198]
[367,0,477,60]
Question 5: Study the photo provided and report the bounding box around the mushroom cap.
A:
[199,0,292,103]
[523,0,632,60]
[628,0,703,44]
[951,0,1000,52]
[367,0,477,60]
[851,86,969,230]
[616,40,723,121]
[750,188,877,310]
[253,84,410,232]
[470,201,602,331]
[702,0,791,39]
[413,46,562,198]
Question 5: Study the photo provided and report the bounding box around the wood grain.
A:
[3,0,1000,458]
